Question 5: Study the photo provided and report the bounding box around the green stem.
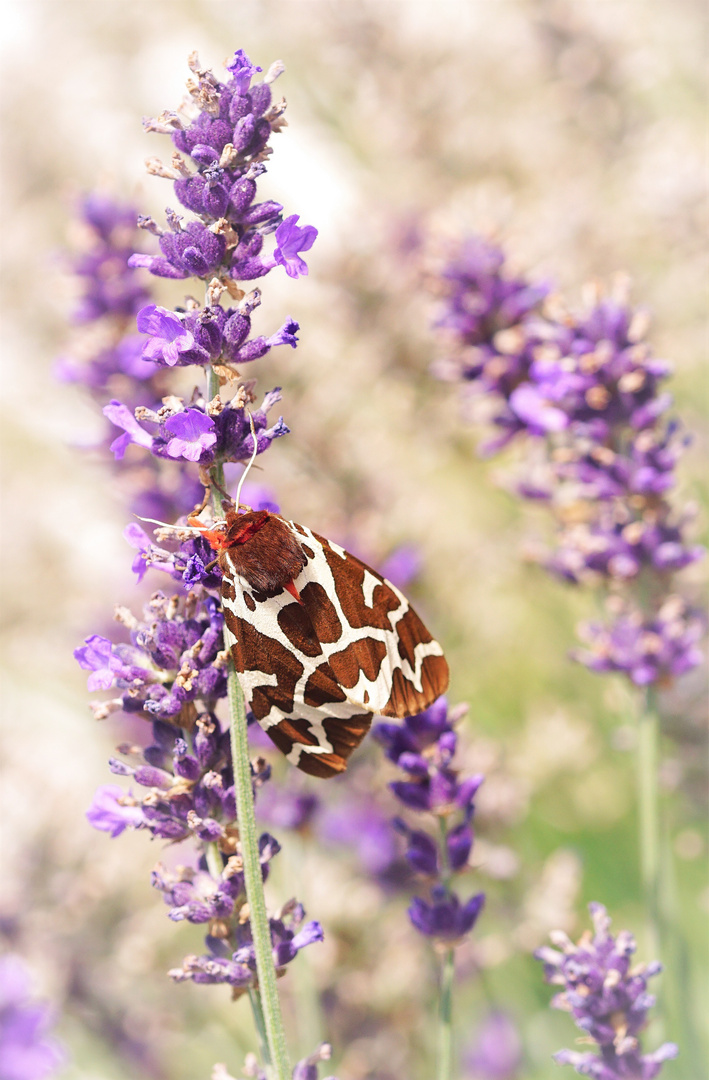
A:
[437,948,455,1080]
[637,688,661,959]
[228,662,291,1080]
[249,989,272,1071]
[436,817,455,1080]
[204,363,289,1074]
[206,364,226,517]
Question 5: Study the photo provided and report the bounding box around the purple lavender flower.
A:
[70,193,151,323]
[163,409,218,461]
[0,956,65,1080]
[271,215,318,278]
[136,301,300,369]
[165,896,323,989]
[373,698,485,943]
[134,50,316,288]
[103,389,288,468]
[536,903,678,1078]
[573,597,705,686]
[85,785,144,837]
[75,591,227,724]
[431,235,706,688]
[464,1011,522,1079]
[129,220,227,279]
[409,888,485,941]
[136,305,207,366]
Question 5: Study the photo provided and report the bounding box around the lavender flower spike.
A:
[535,902,678,1078]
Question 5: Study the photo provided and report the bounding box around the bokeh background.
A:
[1,2,706,1078]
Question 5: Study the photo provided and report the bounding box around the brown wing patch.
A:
[379,654,450,718]
[299,581,343,643]
[277,602,323,658]
[323,713,372,758]
[395,605,433,663]
[303,664,348,708]
[320,544,400,630]
[225,614,303,720]
[264,711,372,778]
[328,637,388,689]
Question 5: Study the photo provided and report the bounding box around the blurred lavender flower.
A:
[535,903,678,1078]
[464,1010,522,1079]
[0,956,65,1080]
[431,236,705,688]
[373,697,485,943]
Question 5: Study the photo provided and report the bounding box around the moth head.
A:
[221,508,270,549]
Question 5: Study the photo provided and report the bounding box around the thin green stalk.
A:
[435,817,455,1080]
[437,948,455,1080]
[206,364,226,517]
[637,688,661,959]
[228,662,291,1080]
[249,989,272,1072]
[282,834,325,1059]
[201,390,289,1079]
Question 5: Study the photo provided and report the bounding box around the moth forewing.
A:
[217,513,449,776]
[287,522,449,717]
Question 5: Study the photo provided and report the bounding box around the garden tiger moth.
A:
[194,507,449,778]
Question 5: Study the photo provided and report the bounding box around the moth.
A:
[193,508,449,778]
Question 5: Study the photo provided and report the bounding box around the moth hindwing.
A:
[217,511,449,778]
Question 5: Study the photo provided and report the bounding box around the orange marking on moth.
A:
[284,579,302,603]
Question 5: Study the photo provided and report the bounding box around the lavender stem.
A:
[228,661,291,1080]
[249,989,272,1072]
[637,688,661,959]
[437,947,455,1080]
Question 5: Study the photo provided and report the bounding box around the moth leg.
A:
[195,466,234,515]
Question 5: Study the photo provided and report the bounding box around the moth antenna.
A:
[135,514,203,534]
[234,411,259,513]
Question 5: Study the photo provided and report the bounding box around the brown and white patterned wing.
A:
[220,569,372,778]
[285,521,449,718]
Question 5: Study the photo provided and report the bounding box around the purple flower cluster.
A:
[129,50,315,284]
[0,956,65,1080]
[57,49,316,526]
[54,194,156,394]
[55,194,207,522]
[432,236,705,687]
[69,48,325,1011]
[535,903,678,1078]
[373,698,485,942]
[81,688,323,986]
[104,387,287,467]
[165,894,323,991]
[75,591,227,723]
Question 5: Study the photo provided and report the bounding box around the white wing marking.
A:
[285,521,443,712]
[221,519,443,729]
[361,568,380,609]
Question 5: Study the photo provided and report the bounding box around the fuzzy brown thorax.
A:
[218,511,307,596]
